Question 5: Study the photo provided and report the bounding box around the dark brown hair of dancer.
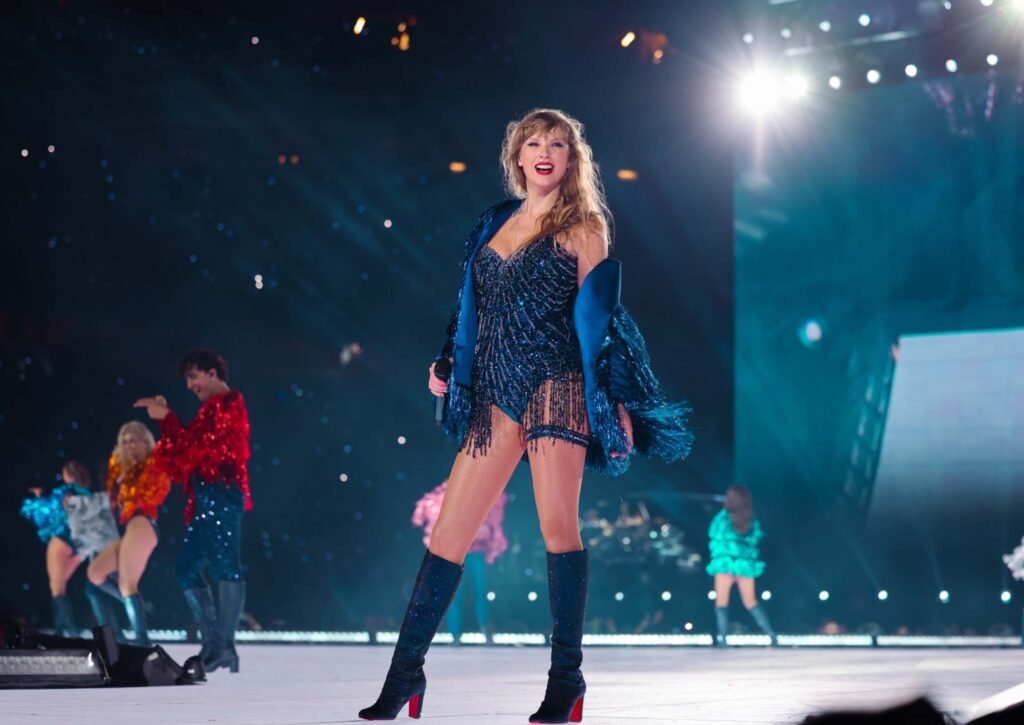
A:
[725,485,754,535]
[178,349,229,382]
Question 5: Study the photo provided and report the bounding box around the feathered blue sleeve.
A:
[587,305,694,474]
[434,205,496,365]
[19,488,73,544]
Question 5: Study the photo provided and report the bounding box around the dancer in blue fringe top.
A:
[359,108,693,724]
[706,485,775,644]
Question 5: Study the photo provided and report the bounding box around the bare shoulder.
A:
[562,220,609,266]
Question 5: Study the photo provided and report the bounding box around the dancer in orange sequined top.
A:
[87,421,170,645]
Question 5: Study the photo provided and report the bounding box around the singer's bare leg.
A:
[528,437,586,554]
[429,406,525,564]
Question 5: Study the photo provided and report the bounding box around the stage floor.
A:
[2,644,1021,724]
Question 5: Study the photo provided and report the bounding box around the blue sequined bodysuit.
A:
[464,235,590,455]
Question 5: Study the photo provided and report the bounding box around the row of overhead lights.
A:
[741,0,1024,45]
[737,53,1004,116]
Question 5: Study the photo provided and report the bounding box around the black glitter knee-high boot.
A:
[530,550,588,724]
[358,550,463,721]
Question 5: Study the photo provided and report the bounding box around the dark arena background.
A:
[2,1,1024,723]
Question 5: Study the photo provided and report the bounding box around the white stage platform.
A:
[2,644,1021,724]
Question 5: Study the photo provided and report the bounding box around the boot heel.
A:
[569,697,583,722]
[229,656,239,674]
[408,692,424,719]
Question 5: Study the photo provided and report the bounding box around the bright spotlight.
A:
[819,20,832,32]
[828,76,842,90]
[742,32,754,44]
[762,590,772,601]
[1001,591,1011,603]
[684,622,694,631]
[798,319,824,347]
[819,590,830,601]
[661,591,672,602]
[946,59,958,73]
[784,73,809,100]
[620,31,636,48]
[905,64,918,78]
[858,14,871,27]
[878,590,889,601]
[866,69,881,84]
[614,592,625,602]
[707,591,717,601]
[353,17,366,35]
[780,28,792,39]
[528,591,538,602]
[486,591,496,601]
[987,54,999,66]
[939,590,950,603]
[736,72,781,116]
[980,0,994,6]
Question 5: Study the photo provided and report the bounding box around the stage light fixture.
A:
[661,591,672,601]
[819,590,830,601]
[987,54,999,66]
[254,274,264,290]
[614,592,625,601]
[354,17,366,35]
[980,0,994,6]
[528,591,538,602]
[819,20,832,32]
[1001,591,1011,603]
[707,591,717,600]
[620,31,636,48]
[20,148,28,157]
[781,27,792,38]
[399,33,410,51]
[616,169,639,181]
[742,33,754,44]
[866,69,881,84]
[48,145,55,153]
[396,435,406,444]
[878,590,889,601]
[684,622,694,630]
[945,59,958,72]
[859,14,871,27]
[251,36,259,45]
[762,590,772,601]
[939,590,950,603]
[905,64,919,77]
[449,161,467,173]
[397,22,407,32]
[384,219,393,228]
[736,71,781,116]
[828,76,842,89]
[486,592,496,601]
[799,319,824,347]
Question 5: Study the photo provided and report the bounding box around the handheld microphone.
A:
[433,359,452,425]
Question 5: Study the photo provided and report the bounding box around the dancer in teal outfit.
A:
[706,485,774,644]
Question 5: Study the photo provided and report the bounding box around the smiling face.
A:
[184,366,225,402]
[517,130,571,193]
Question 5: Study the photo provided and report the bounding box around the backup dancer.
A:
[136,349,252,673]
[706,485,775,644]
[358,108,692,723]
[86,421,171,645]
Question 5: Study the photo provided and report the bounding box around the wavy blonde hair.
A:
[112,421,156,469]
[500,108,612,248]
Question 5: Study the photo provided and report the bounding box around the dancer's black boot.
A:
[182,586,219,662]
[123,593,151,646]
[529,550,588,724]
[714,606,729,646]
[203,580,245,673]
[748,605,776,644]
[358,550,463,721]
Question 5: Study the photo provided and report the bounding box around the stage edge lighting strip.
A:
[876,635,1021,647]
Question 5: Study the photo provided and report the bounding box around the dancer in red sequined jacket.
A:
[136,349,251,674]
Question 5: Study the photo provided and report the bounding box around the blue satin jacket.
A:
[438,200,693,475]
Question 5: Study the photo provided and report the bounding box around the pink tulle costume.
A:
[411,482,508,564]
